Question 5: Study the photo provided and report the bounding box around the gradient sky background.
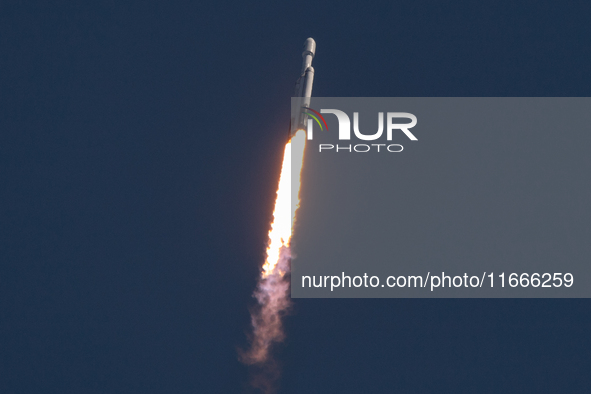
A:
[2,1,591,393]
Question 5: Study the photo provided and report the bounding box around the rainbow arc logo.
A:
[302,107,328,131]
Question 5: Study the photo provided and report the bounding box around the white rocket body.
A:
[290,38,316,137]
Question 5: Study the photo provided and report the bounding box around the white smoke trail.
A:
[241,130,306,393]
[244,245,291,365]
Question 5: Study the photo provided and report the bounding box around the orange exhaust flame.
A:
[240,129,307,392]
[262,129,306,277]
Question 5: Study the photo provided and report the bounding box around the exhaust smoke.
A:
[240,130,306,393]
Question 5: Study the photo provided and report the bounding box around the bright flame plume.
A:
[262,129,306,278]
[241,129,307,393]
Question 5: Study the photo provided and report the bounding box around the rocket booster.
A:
[289,38,316,138]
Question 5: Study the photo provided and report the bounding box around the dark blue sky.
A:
[1,1,590,393]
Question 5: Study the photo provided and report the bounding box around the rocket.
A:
[289,38,316,139]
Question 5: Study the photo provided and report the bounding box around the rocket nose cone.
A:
[303,37,316,57]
